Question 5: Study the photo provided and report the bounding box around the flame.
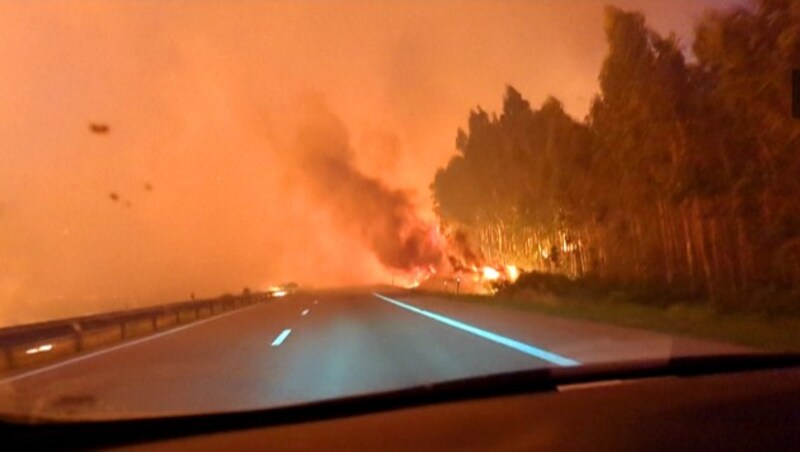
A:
[406,280,420,289]
[386,224,523,293]
[482,266,501,281]
[506,265,519,282]
[25,344,53,355]
[393,265,435,289]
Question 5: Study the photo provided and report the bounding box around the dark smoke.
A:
[445,229,485,271]
[293,100,444,274]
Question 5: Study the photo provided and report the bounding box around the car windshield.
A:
[1,0,799,421]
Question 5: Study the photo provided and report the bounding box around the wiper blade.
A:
[666,352,800,376]
[549,352,800,384]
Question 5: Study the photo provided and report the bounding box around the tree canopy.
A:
[432,0,800,306]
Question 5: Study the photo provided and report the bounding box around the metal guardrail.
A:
[0,292,275,374]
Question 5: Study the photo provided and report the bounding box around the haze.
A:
[0,0,736,326]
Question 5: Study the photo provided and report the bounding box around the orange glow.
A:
[0,1,724,326]
[482,266,501,281]
[506,265,520,282]
[25,344,53,355]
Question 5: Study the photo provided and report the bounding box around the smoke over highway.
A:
[292,100,444,274]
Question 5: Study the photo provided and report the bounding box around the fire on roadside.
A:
[462,264,520,285]
[482,266,501,281]
[386,223,521,293]
[395,262,521,294]
[477,264,520,289]
[506,265,520,282]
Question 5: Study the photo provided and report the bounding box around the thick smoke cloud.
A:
[292,100,443,273]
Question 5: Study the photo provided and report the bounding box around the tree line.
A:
[432,0,800,308]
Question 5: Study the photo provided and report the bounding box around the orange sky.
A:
[0,0,737,326]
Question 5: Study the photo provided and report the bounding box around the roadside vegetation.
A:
[431,1,800,319]
[421,271,800,352]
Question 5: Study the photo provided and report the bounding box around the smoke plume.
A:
[291,99,444,274]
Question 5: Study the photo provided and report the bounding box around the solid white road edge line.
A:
[373,293,579,367]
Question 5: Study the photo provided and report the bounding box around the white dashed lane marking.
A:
[271,329,292,347]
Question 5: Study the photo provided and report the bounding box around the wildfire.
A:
[386,223,523,294]
[482,266,501,281]
[506,265,520,282]
[393,265,436,289]
[267,287,287,297]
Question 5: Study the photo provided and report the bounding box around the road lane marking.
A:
[0,302,266,384]
[301,309,309,316]
[271,328,292,347]
[373,293,579,367]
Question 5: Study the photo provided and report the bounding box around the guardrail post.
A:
[72,322,83,353]
[0,293,265,375]
[1,346,11,372]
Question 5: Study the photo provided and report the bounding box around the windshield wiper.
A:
[549,352,800,384]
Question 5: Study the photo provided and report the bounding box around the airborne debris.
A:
[108,192,132,207]
[89,123,109,134]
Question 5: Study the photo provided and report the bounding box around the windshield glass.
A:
[1,0,798,421]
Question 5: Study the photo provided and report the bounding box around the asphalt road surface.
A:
[0,289,744,419]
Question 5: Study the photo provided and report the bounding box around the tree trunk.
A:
[681,205,697,293]
[693,199,714,298]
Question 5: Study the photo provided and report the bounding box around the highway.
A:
[0,289,744,419]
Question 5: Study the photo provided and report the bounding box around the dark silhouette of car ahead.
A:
[2,353,799,451]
